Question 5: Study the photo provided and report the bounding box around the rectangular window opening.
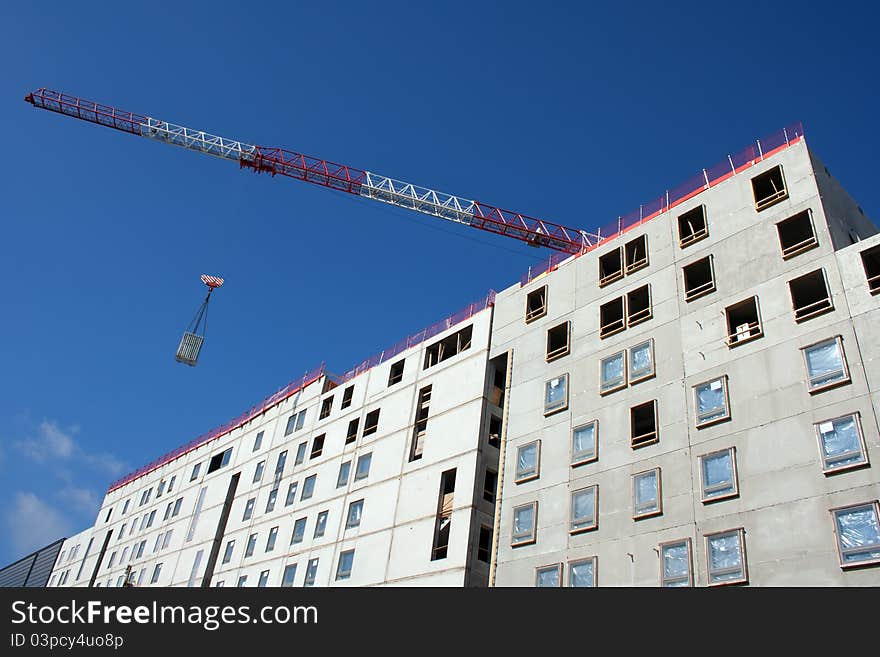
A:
[568,557,596,587]
[789,269,833,321]
[346,418,359,445]
[802,336,850,393]
[683,255,716,301]
[660,539,693,587]
[423,325,473,369]
[346,499,363,529]
[511,501,537,547]
[341,386,354,409]
[699,447,739,502]
[546,321,571,362]
[629,339,655,384]
[488,415,502,449]
[336,550,355,581]
[525,286,547,322]
[571,420,597,466]
[626,285,652,326]
[598,247,624,287]
[630,400,658,448]
[624,234,649,274]
[816,414,869,474]
[632,468,661,519]
[725,297,763,346]
[570,485,598,533]
[600,350,626,395]
[752,165,788,211]
[860,244,880,294]
[515,439,541,484]
[677,205,708,247]
[319,396,333,420]
[543,374,569,415]
[477,525,493,563]
[535,564,562,587]
[410,385,432,462]
[694,376,731,427]
[431,469,456,560]
[301,475,316,501]
[310,434,325,459]
[706,528,748,585]
[483,469,498,503]
[832,502,880,568]
[777,210,818,259]
[294,442,307,465]
[599,296,625,338]
[207,448,232,474]
[388,359,405,386]
[354,453,372,481]
[363,409,380,436]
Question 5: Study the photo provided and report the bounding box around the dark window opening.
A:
[410,385,432,462]
[546,321,571,361]
[776,210,818,259]
[725,297,763,346]
[752,165,788,211]
[598,247,624,287]
[625,235,649,273]
[207,448,231,474]
[678,205,708,247]
[423,325,473,369]
[861,245,880,294]
[488,415,502,449]
[319,396,333,420]
[431,469,456,561]
[600,297,625,338]
[477,525,493,563]
[363,409,380,436]
[388,359,405,386]
[631,400,658,448]
[789,269,833,322]
[483,469,498,503]
[490,368,505,407]
[346,419,359,444]
[627,285,652,326]
[683,256,716,301]
[526,286,547,322]
[310,434,325,459]
[341,385,354,409]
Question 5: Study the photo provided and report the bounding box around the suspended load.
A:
[176,274,224,366]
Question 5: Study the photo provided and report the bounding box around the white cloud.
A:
[5,492,73,556]
[59,487,101,517]
[14,418,127,476]
[15,419,76,462]
[84,452,127,478]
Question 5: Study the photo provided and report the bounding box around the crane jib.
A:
[25,87,594,254]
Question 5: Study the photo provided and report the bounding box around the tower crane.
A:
[24,88,601,254]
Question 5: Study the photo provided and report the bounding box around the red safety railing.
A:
[107,364,326,492]
[521,122,805,285]
[330,290,497,384]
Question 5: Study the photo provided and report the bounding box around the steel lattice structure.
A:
[25,88,599,254]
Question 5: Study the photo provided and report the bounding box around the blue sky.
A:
[1,1,877,564]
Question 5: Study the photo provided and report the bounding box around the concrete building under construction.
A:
[41,123,880,587]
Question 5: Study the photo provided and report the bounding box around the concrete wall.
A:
[810,150,878,249]
[491,140,880,586]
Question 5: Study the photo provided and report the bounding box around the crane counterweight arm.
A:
[25,88,600,254]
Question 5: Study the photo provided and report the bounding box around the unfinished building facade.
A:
[48,299,506,588]
[489,137,880,586]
